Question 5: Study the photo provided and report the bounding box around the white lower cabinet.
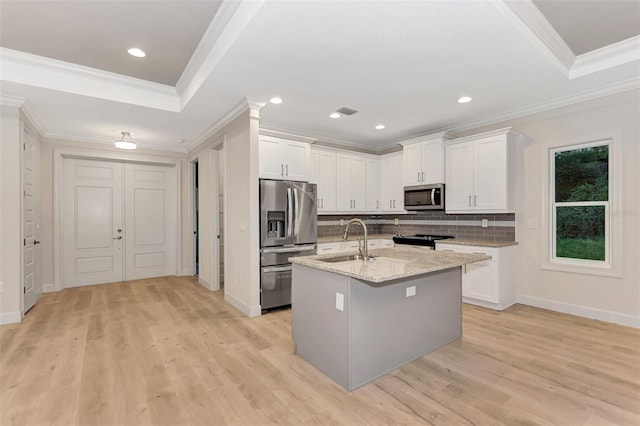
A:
[318,239,394,254]
[436,243,516,311]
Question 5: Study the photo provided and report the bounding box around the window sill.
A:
[540,261,622,278]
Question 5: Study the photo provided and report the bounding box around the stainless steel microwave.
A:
[404,183,445,210]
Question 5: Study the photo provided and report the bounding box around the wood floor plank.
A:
[1,276,638,425]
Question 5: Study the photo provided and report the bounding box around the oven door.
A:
[260,265,292,309]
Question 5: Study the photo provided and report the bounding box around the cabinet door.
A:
[308,150,318,184]
[445,142,474,212]
[392,155,405,211]
[403,143,423,186]
[379,158,394,211]
[422,139,443,184]
[474,137,507,210]
[464,260,498,303]
[283,141,309,181]
[259,137,285,179]
[366,159,379,211]
[317,151,336,211]
[336,154,352,210]
[350,156,366,210]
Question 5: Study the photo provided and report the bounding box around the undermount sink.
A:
[319,254,376,263]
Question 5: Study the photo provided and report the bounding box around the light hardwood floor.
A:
[1,276,638,425]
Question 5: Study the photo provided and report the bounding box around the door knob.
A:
[34,240,41,245]
[117,229,122,233]
[113,236,122,240]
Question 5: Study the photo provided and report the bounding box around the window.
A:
[551,141,610,265]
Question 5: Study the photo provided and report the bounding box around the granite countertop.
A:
[290,246,490,284]
[436,239,518,248]
[318,233,397,244]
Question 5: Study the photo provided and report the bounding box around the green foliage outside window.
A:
[553,145,608,262]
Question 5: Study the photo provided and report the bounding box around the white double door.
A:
[63,159,176,287]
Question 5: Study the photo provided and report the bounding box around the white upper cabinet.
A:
[445,128,518,213]
[312,148,337,212]
[379,153,405,212]
[366,158,379,211]
[402,133,454,186]
[259,135,310,181]
[336,153,367,211]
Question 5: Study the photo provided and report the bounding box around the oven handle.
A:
[262,266,293,273]
[261,244,316,254]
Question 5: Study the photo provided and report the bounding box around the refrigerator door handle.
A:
[287,187,293,238]
[293,187,300,239]
[262,265,292,273]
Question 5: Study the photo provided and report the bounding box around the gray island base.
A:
[292,263,462,391]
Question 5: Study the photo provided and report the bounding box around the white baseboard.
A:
[42,283,56,293]
[198,276,211,290]
[178,268,191,276]
[0,311,22,325]
[224,292,262,317]
[517,295,640,328]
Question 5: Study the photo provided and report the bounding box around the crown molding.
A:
[570,36,640,79]
[0,48,180,112]
[259,128,318,144]
[20,102,45,136]
[177,0,266,109]
[435,77,640,135]
[186,98,251,154]
[397,131,457,147]
[43,129,188,154]
[492,0,574,77]
[0,94,26,108]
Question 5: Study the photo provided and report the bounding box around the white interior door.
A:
[124,163,176,280]
[23,130,41,312]
[63,159,124,287]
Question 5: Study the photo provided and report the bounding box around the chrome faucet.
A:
[343,218,368,259]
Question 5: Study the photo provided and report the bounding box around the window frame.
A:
[540,133,625,278]
[548,139,614,271]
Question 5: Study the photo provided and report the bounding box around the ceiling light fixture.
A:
[375,124,385,130]
[115,131,137,150]
[457,96,472,104]
[329,112,341,119]
[128,48,146,58]
[269,97,283,104]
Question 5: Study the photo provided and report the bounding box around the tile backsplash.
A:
[317,212,516,242]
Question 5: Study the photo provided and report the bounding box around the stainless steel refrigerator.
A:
[260,179,317,310]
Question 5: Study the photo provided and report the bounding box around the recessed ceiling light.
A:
[128,48,146,58]
[329,112,341,119]
[269,97,283,104]
[375,124,385,130]
[458,96,472,104]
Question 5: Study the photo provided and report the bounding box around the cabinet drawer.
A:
[341,241,361,252]
[317,242,342,254]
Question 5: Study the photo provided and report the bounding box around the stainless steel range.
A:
[392,234,454,249]
[259,179,317,310]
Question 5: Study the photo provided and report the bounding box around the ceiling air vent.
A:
[336,107,358,116]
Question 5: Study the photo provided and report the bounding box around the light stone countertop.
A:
[436,239,518,248]
[290,246,490,285]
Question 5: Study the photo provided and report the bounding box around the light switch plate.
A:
[406,286,416,297]
[481,219,489,228]
[336,292,344,311]
[394,218,399,225]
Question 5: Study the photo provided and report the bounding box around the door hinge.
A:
[24,239,26,246]
[23,287,26,294]
[23,143,26,151]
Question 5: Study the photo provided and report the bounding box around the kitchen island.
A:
[290,246,490,391]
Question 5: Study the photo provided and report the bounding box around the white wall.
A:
[0,107,22,324]
[186,107,261,316]
[458,90,640,327]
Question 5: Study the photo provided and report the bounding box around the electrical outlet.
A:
[335,292,344,311]
[405,286,416,297]
[481,219,489,228]
[394,218,399,225]
[340,219,344,226]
